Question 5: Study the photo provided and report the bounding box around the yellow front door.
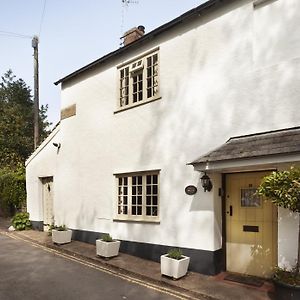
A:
[226,172,277,278]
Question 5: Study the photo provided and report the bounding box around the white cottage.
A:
[26,0,300,277]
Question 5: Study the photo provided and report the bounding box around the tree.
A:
[0,165,26,216]
[257,167,300,276]
[0,69,51,169]
[0,70,51,215]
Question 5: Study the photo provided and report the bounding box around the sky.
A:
[0,0,205,128]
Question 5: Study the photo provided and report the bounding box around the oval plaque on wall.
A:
[185,185,197,195]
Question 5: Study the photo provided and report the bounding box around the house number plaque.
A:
[185,185,197,195]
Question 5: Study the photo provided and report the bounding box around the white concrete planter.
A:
[160,254,190,279]
[96,239,121,258]
[52,229,72,244]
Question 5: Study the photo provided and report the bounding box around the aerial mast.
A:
[120,0,139,46]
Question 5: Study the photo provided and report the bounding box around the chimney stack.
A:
[122,25,145,46]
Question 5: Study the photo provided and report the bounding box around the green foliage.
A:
[101,233,113,242]
[0,70,51,216]
[47,224,67,236]
[0,70,51,169]
[0,165,26,215]
[56,225,67,231]
[258,167,300,278]
[11,212,31,231]
[257,167,300,212]
[274,266,300,286]
[167,248,183,260]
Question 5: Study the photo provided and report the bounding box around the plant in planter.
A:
[258,167,300,299]
[161,248,190,279]
[96,233,120,258]
[51,224,72,245]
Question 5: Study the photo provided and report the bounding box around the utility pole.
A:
[32,35,39,149]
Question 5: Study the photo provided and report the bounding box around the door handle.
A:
[226,205,233,216]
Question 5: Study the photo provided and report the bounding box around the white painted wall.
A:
[26,126,61,222]
[278,208,299,270]
[26,0,300,255]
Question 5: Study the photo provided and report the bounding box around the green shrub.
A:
[274,266,300,286]
[11,212,31,231]
[101,233,113,242]
[167,248,183,260]
[0,166,26,216]
[258,167,300,276]
[257,167,300,213]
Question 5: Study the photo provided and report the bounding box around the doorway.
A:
[225,171,277,278]
[41,177,54,231]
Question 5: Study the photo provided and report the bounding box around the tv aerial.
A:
[122,0,139,7]
[120,0,139,45]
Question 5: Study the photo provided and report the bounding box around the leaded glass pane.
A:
[137,206,142,215]
[118,176,128,215]
[241,188,261,207]
[146,207,151,216]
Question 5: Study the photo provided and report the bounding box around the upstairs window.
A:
[116,171,159,221]
[118,50,159,110]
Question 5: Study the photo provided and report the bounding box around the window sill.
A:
[113,218,160,224]
[114,96,162,114]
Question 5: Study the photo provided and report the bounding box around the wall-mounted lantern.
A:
[201,172,212,192]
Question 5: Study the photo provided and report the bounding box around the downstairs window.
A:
[116,171,159,221]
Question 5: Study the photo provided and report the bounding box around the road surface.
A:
[0,234,187,300]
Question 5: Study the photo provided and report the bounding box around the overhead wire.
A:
[0,0,47,41]
[0,30,32,39]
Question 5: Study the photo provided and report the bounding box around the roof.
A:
[190,126,300,164]
[54,0,222,85]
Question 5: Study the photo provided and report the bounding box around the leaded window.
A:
[118,50,159,109]
[116,171,159,221]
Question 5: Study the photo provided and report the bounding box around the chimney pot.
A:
[137,25,145,33]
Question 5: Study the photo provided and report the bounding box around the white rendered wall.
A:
[26,127,61,222]
[278,208,299,270]
[27,0,300,253]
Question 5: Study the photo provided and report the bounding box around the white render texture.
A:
[26,0,300,260]
[160,254,190,279]
[26,125,60,222]
[96,240,121,258]
[278,208,300,270]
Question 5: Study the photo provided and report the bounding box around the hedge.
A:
[0,167,26,216]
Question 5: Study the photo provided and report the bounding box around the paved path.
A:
[0,234,189,300]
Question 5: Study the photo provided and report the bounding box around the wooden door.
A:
[226,172,277,278]
[42,177,54,231]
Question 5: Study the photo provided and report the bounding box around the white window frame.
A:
[114,170,160,222]
[117,48,160,111]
